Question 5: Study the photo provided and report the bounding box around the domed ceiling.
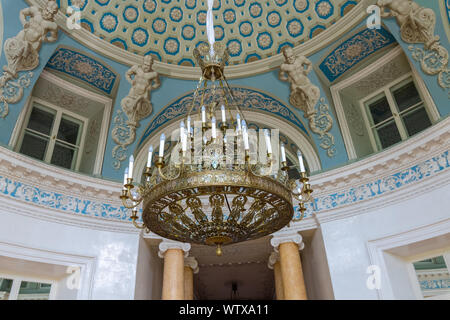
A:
[57,0,361,66]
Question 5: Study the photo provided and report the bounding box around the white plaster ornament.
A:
[0,0,59,118]
[112,55,160,169]
[377,0,449,96]
[279,47,336,157]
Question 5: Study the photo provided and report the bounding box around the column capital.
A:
[270,232,304,252]
[184,256,199,274]
[267,251,280,270]
[158,239,191,258]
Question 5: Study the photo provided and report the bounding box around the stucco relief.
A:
[0,0,59,118]
[377,0,449,97]
[279,47,336,157]
[112,56,161,170]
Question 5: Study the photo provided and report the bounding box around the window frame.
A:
[15,97,89,172]
[330,46,440,160]
[359,73,434,152]
[0,273,56,300]
[407,250,450,300]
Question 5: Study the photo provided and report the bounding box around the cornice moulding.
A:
[0,118,448,233]
[0,194,138,234]
[27,0,370,80]
[311,117,450,192]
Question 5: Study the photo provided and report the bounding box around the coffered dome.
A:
[57,0,361,66]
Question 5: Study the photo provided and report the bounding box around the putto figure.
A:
[0,0,59,86]
[377,0,439,50]
[279,47,320,118]
[121,55,161,128]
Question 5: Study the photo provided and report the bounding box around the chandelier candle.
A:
[147,146,153,168]
[297,150,305,173]
[264,129,272,155]
[221,105,226,123]
[128,155,134,179]
[159,133,165,159]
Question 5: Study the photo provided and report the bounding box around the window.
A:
[361,76,433,151]
[412,255,450,300]
[16,99,87,171]
[0,276,54,300]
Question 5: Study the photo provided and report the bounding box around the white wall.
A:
[0,208,141,300]
[134,237,163,300]
[302,228,335,299]
[319,182,450,299]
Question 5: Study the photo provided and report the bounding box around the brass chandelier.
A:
[119,2,313,255]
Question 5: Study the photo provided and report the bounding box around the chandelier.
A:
[120,2,313,256]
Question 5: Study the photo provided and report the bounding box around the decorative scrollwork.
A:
[308,98,336,157]
[377,0,449,98]
[112,56,161,169]
[0,72,33,118]
[0,1,59,117]
[279,47,336,157]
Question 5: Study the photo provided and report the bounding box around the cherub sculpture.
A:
[121,55,161,128]
[0,0,59,86]
[377,0,439,50]
[279,47,320,118]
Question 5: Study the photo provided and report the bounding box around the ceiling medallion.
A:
[119,1,313,255]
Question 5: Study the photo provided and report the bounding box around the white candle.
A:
[264,129,272,154]
[201,106,206,123]
[297,150,305,172]
[123,167,129,186]
[128,155,134,179]
[159,133,166,158]
[211,117,216,139]
[180,121,187,152]
[147,145,153,168]
[236,113,241,132]
[242,120,249,150]
[221,105,226,123]
[187,116,191,137]
[280,143,286,162]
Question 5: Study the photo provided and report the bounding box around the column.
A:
[271,232,307,300]
[158,240,191,300]
[184,257,199,300]
[268,251,284,300]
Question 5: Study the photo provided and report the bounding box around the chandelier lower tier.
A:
[143,169,294,249]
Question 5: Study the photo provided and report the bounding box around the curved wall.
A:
[0,113,448,299]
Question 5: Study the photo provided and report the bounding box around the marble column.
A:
[184,257,199,300]
[158,240,191,300]
[268,251,284,300]
[271,233,307,300]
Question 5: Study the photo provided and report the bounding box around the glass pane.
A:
[0,278,13,300]
[413,255,450,299]
[392,81,422,112]
[19,132,49,161]
[402,106,432,137]
[17,281,51,300]
[27,106,55,136]
[57,116,81,146]
[51,142,77,169]
[376,120,402,149]
[368,96,392,125]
